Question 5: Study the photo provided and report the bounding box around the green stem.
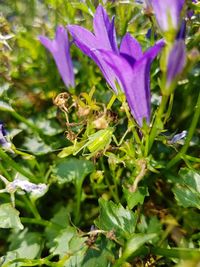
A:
[182,154,200,163]
[151,247,200,259]
[147,95,169,154]
[164,93,174,124]
[122,102,141,145]
[21,195,41,220]
[107,94,117,110]
[2,256,57,267]
[0,148,36,182]
[74,181,83,224]
[167,91,200,168]
[100,158,120,203]
[0,163,12,181]
[10,110,44,137]
[56,253,71,267]
[20,217,52,227]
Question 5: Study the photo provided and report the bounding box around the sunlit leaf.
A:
[95,199,137,240]
[1,229,42,267]
[0,204,23,230]
[52,158,94,184]
[123,186,149,209]
[172,168,200,209]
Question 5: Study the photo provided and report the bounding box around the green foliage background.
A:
[0,0,200,266]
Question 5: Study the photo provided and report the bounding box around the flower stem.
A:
[107,94,117,110]
[21,195,41,220]
[0,147,36,182]
[20,217,52,227]
[147,95,169,154]
[167,91,200,168]
[74,181,83,224]
[10,110,44,137]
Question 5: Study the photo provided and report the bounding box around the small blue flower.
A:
[0,122,12,150]
[169,130,187,144]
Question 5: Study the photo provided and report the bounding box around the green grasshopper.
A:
[58,126,132,159]
[75,127,114,159]
[58,127,114,159]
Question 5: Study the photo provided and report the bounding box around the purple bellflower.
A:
[68,5,120,93]
[68,4,164,126]
[151,0,185,32]
[166,8,187,91]
[98,34,164,126]
[39,26,75,88]
[166,39,186,90]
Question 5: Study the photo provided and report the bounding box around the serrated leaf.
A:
[52,158,94,184]
[95,199,137,240]
[0,204,24,230]
[172,168,200,209]
[123,186,149,209]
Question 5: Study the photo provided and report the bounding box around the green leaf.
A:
[151,247,200,259]
[52,158,94,184]
[35,118,63,136]
[1,229,42,267]
[45,207,70,249]
[22,136,53,155]
[114,233,157,267]
[172,168,200,209]
[51,226,75,256]
[50,226,87,266]
[81,238,116,267]
[0,101,14,112]
[0,203,24,230]
[123,186,149,209]
[124,233,157,258]
[95,199,137,240]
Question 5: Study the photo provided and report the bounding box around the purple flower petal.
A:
[99,40,164,126]
[151,0,185,32]
[93,5,118,53]
[67,25,98,56]
[143,39,165,61]
[68,5,119,93]
[99,51,151,126]
[39,26,75,88]
[120,33,143,62]
[166,39,186,87]
[176,20,186,40]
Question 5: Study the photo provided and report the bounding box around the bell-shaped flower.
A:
[68,5,120,93]
[166,39,186,91]
[98,34,164,126]
[39,26,75,88]
[151,0,185,33]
